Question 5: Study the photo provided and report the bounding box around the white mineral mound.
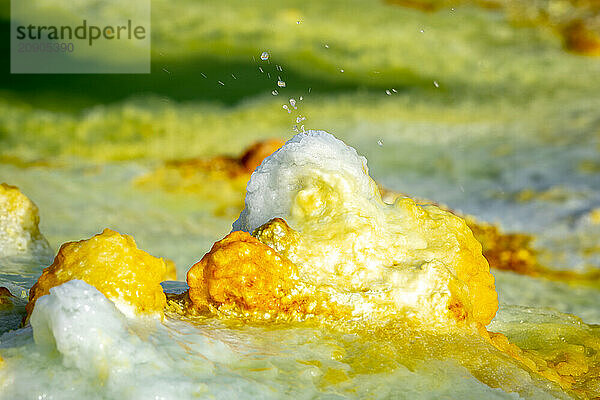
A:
[30,280,202,399]
[233,130,378,233]
[233,131,497,327]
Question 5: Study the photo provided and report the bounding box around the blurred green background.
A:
[1,0,600,279]
[0,0,598,163]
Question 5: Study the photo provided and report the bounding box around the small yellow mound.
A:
[0,183,51,256]
[187,230,348,320]
[25,229,167,321]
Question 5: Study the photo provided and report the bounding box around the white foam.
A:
[29,280,202,399]
[233,130,378,233]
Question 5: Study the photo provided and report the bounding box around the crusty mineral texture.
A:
[188,131,498,328]
[187,230,347,320]
[0,183,52,257]
[181,130,600,396]
[25,228,168,322]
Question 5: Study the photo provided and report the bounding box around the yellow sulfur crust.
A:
[253,200,497,327]
[25,228,168,322]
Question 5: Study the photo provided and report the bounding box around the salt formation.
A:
[31,280,140,377]
[189,131,498,328]
[26,228,168,322]
[0,183,52,257]
[29,280,202,399]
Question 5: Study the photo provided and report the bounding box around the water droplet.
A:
[420,29,425,33]
[292,125,299,132]
[271,90,279,95]
[276,65,283,72]
[277,80,286,87]
[231,73,237,79]
[258,67,264,73]
[308,87,312,93]
[433,81,439,88]
[260,51,270,61]
[300,124,305,132]
[282,105,291,113]
[391,88,397,93]
[340,69,344,73]
[162,67,171,74]
[297,20,302,24]
[299,96,303,101]
[296,115,306,123]
[451,7,455,11]
[324,44,329,49]
[267,72,271,78]
[200,72,207,78]
[218,80,225,86]
[385,89,391,95]
[377,139,384,146]
[289,98,297,108]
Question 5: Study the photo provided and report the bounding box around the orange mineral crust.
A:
[0,287,14,308]
[239,139,286,173]
[187,231,349,321]
[25,229,168,321]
